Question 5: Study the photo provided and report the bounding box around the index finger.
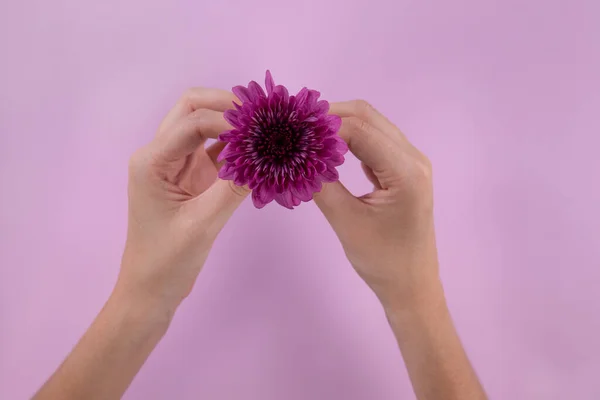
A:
[153,109,232,162]
[337,116,396,174]
[158,88,239,135]
[330,100,407,143]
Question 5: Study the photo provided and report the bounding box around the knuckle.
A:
[411,155,433,183]
[347,116,370,134]
[181,88,196,102]
[190,107,211,120]
[177,89,192,109]
[344,116,383,155]
[353,99,374,119]
[128,146,162,181]
[128,148,148,173]
[179,88,201,110]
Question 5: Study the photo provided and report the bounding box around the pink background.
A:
[1,0,599,399]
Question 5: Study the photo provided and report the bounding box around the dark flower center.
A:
[253,116,308,163]
[262,124,296,155]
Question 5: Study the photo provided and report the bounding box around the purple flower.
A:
[218,71,348,209]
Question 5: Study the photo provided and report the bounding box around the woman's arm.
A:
[33,289,170,399]
[33,88,249,400]
[315,100,487,399]
[385,279,486,400]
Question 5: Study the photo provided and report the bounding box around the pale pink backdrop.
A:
[1,0,599,399]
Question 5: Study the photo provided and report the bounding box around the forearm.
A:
[385,280,486,400]
[33,286,171,400]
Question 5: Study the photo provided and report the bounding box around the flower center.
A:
[255,120,303,162]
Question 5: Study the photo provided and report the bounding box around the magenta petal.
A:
[291,180,313,202]
[248,179,260,190]
[252,183,276,208]
[296,87,309,106]
[307,178,323,193]
[287,95,296,110]
[218,129,237,142]
[223,109,242,128]
[318,148,333,158]
[320,165,339,182]
[323,137,348,154]
[232,85,252,103]
[273,85,289,103]
[325,115,342,133]
[334,136,348,153]
[274,191,295,209]
[252,190,267,209]
[218,164,236,180]
[265,70,275,95]
[218,143,244,163]
[242,100,256,114]
[217,143,233,162]
[248,81,266,100]
[328,153,345,166]
[268,92,281,108]
[314,159,327,174]
[315,100,329,115]
[306,90,320,107]
[233,165,249,186]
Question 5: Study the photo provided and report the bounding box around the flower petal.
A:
[273,85,289,103]
[320,165,339,182]
[318,148,333,158]
[288,95,296,111]
[217,143,243,162]
[324,115,342,133]
[314,100,329,115]
[265,70,275,95]
[274,190,295,209]
[327,153,345,167]
[293,196,301,207]
[232,85,252,103]
[306,90,320,107]
[307,178,323,194]
[268,92,281,109]
[217,143,232,162]
[218,129,238,142]
[334,136,349,153]
[295,87,309,107]
[233,165,249,186]
[218,163,236,180]
[290,180,313,202]
[223,109,243,129]
[314,159,327,174]
[252,191,267,209]
[323,136,348,154]
[252,182,276,208]
[248,81,266,100]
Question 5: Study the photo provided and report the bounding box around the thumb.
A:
[193,179,251,233]
[313,181,361,231]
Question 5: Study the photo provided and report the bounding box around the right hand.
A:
[314,100,441,310]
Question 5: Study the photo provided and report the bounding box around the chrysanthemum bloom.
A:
[217,71,348,209]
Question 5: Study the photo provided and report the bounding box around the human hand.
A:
[115,89,250,318]
[314,100,440,310]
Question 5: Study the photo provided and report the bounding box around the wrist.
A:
[381,275,448,326]
[107,283,174,339]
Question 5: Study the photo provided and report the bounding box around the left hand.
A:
[115,88,250,318]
